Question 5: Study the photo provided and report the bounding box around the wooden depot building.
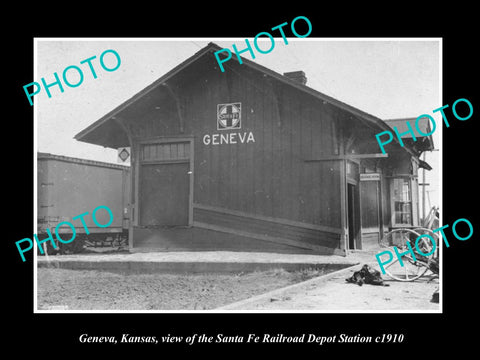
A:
[75,42,434,255]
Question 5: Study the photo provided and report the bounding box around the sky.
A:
[35,38,441,210]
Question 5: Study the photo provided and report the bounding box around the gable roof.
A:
[74,42,417,157]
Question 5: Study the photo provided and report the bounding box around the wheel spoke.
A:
[384,257,398,269]
[381,228,433,282]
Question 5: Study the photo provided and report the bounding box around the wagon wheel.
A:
[412,227,439,259]
[380,228,431,282]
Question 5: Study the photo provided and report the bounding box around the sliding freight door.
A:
[138,140,193,227]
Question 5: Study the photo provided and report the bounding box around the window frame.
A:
[390,177,414,227]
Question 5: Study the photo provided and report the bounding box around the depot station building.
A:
[75,42,434,255]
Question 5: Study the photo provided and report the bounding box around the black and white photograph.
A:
[33,38,441,312]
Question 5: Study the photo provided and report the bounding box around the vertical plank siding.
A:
[78,48,424,254]
[179,62,342,233]
[124,58,344,251]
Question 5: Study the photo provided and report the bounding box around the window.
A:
[392,178,412,225]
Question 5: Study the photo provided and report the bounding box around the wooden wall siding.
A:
[381,174,390,229]
[121,58,344,235]
[390,152,415,176]
[176,62,343,230]
[132,226,335,254]
[360,180,380,231]
[193,205,341,251]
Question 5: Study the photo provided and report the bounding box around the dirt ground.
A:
[37,267,328,310]
[37,249,440,311]
[221,265,440,311]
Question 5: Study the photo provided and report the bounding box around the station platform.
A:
[36,250,373,274]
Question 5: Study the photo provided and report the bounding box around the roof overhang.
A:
[74,42,419,159]
[75,116,130,149]
[384,117,435,153]
[74,44,218,147]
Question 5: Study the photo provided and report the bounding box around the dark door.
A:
[347,183,361,249]
[139,162,190,226]
[138,141,192,227]
[360,180,381,232]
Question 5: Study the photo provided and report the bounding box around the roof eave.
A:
[75,43,219,143]
[75,42,419,159]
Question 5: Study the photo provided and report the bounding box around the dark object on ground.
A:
[431,288,439,303]
[346,264,390,287]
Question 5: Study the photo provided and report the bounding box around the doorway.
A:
[360,179,383,249]
[347,182,361,250]
[139,162,190,226]
[137,140,193,227]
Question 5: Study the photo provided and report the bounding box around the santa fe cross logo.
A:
[217,103,241,130]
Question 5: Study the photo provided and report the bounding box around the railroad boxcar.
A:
[37,152,130,253]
